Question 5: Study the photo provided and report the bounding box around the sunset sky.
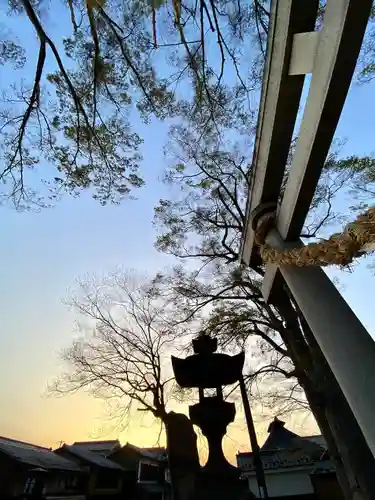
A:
[1,3,375,463]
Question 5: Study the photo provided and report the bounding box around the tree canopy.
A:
[0,0,268,207]
[1,0,374,208]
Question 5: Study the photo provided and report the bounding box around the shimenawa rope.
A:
[254,206,375,267]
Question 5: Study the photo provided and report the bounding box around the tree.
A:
[51,270,199,500]
[152,118,375,499]
[1,0,165,207]
[0,0,267,208]
[1,0,374,209]
[358,5,375,82]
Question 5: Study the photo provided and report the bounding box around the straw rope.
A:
[255,206,375,267]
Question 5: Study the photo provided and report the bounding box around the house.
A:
[237,418,345,500]
[54,441,124,500]
[0,435,85,500]
[110,443,170,500]
[0,434,170,500]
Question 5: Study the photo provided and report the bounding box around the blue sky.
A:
[0,3,375,453]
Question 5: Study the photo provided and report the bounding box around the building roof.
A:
[261,418,324,455]
[110,443,167,470]
[237,418,327,473]
[72,440,121,455]
[301,435,326,447]
[60,444,124,470]
[311,459,336,475]
[261,418,300,451]
[0,436,82,472]
[125,443,167,461]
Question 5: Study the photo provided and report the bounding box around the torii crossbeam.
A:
[240,0,375,457]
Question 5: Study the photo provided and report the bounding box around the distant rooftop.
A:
[59,443,124,470]
[72,440,121,455]
[261,418,325,454]
[123,443,167,462]
[301,435,326,447]
[237,417,327,472]
[0,436,81,472]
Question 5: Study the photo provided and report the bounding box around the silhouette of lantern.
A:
[172,335,254,499]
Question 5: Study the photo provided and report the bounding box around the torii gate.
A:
[240,0,375,458]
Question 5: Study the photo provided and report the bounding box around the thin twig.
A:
[98,5,157,113]
[67,0,78,32]
[152,1,157,48]
[5,38,46,174]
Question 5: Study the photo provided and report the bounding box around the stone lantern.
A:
[171,334,254,500]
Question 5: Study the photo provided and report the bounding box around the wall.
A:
[43,472,86,497]
[310,473,345,500]
[0,454,27,498]
[111,449,170,500]
[45,497,85,500]
[55,448,123,498]
[248,467,315,498]
[87,470,123,496]
[137,461,170,500]
[0,457,84,500]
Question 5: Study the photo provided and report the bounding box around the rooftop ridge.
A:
[0,436,51,451]
[73,439,120,445]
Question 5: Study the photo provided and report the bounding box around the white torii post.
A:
[241,0,375,456]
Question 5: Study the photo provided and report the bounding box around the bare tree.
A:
[54,272,174,416]
[51,270,199,500]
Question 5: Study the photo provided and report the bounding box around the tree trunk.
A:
[275,291,375,500]
[164,411,200,500]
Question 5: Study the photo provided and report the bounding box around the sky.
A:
[0,2,375,462]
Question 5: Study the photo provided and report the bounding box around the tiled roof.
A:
[0,436,81,472]
[72,440,121,455]
[123,443,167,461]
[238,450,316,473]
[261,418,324,455]
[61,444,124,470]
[311,459,336,475]
[300,435,326,447]
[237,417,328,473]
